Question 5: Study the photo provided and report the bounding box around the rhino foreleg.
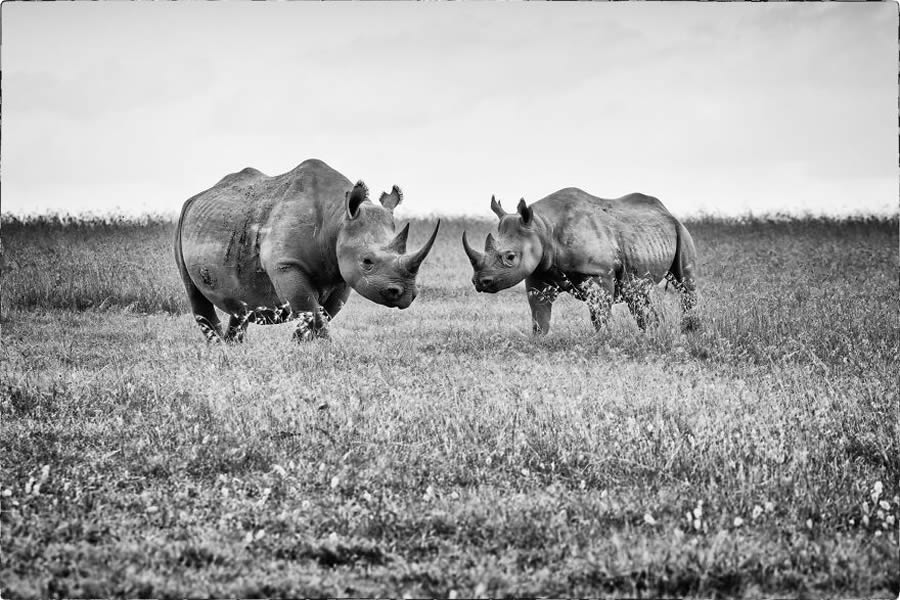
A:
[322,285,351,322]
[621,276,658,330]
[526,276,558,335]
[291,308,330,342]
[581,276,614,332]
[270,268,332,342]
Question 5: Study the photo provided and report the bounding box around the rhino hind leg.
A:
[680,280,699,332]
[621,276,658,331]
[194,314,222,343]
[665,271,699,332]
[223,312,251,344]
[186,290,223,343]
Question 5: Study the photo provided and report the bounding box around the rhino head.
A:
[337,181,440,309]
[463,196,544,293]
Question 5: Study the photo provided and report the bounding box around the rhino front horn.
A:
[402,220,441,273]
[462,231,483,266]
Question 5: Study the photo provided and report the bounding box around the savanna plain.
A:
[0,213,897,598]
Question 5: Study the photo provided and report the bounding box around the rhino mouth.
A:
[382,293,415,309]
[473,277,501,294]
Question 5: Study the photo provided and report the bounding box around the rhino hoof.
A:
[681,315,701,333]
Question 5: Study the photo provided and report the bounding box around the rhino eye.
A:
[504,252,517,265]
[361,257,375,271]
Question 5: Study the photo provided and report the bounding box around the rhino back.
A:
[535,188,680,279]
[179,159,351,312]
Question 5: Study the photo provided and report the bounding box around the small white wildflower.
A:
[752,505,763,519]
[871,481,883,501]
[862,515,870,527]
[879,500,891,511]
[764,501,775,513]
[806,519,813,529]
[423,485,435,501]
[693,519,702,531]
[330,476,340,489]
[521,468,530,476]
[876,510,885,520]
[243,531,254,544]
[254,529,266,541]
[1,489,11,497]
[886,515,895,526]
[692,505,703,519]
[733,517,744,527]
[328,531,339,544]
[643,513,657,525]
[272,464,287,478]
[301,499,311,510]
[146,505,159,514]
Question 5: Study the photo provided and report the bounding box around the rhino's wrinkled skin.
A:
[175,159,440,343]
[463,189,698,335]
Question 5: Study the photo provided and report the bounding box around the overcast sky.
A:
[2,2,897,219]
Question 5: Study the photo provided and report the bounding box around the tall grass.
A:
[2,213,896,371]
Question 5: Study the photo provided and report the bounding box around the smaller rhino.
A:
[462,189,698,335]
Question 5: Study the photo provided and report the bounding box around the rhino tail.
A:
[175,197,223,341]
[668,220,697,288]
[670,220,700,331]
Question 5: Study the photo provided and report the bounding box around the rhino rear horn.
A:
[388,223,410,254]
[485,232,498,253]
[379,185,403,211]
[345,180,369,219]
[402,220,441,273]
[490,195,506,219]
[462,231,484,266]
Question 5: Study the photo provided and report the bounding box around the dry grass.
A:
[1,214,897,598]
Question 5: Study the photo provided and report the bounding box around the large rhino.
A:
[462,188,698,335]
[174,159,440,342]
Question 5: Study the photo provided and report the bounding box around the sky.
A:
[2,2,897,219]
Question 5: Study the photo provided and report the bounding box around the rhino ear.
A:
[517,198,533,226]
[490,195,506,219]
[345,180,369,219]
[379,185,403,211]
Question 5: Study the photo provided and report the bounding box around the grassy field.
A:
[1,214,898,598]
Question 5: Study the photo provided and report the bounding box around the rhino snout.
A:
[381,284,404,302]
[474,276,495,293]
